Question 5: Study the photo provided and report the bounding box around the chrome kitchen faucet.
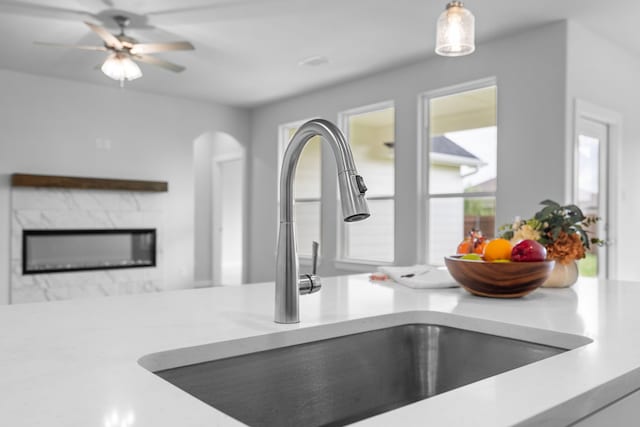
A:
[275,119,370,323]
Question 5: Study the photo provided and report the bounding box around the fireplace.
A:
[10,179,167,303]
[22,229,156,275]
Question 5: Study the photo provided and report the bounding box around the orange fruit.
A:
[483,238,513,262]
[456,239,472,254]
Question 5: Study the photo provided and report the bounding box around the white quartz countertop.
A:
[3,274,640,426]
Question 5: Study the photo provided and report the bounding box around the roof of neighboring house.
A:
[431,136,479,160]
[467,177,496,192]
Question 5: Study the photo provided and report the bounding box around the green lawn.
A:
[578,253,597,277]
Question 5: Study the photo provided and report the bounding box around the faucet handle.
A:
[299,241,321,295]
[299,274,321,295]
[311,241,319,275]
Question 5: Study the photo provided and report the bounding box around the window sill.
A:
[333,259,394,273]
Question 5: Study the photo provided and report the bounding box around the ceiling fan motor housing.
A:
[113,15,130,32]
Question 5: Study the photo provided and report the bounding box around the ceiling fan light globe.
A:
[101,53,142,82]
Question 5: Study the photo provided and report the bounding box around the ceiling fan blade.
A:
[133,55,186,73]
[84,21,123,50]
[130,41,194,55]
[34,41,108,51]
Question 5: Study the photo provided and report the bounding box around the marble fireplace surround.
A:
[10,174,168,304]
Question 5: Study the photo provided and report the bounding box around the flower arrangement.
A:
[499,200,602,265]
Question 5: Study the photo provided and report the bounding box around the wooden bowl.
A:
[444,256,555,298]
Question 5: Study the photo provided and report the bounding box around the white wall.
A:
[566,22,640,280]
[193,132,215,285]
[248,21,568,283]
[0,69,250,304]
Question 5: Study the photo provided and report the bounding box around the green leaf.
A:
[565,204,586,222]
[500,230,514,240]
[540,199,560,208]
[536,205,557,220]
[576,228,589,248]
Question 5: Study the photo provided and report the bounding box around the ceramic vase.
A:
[541,260,579,288]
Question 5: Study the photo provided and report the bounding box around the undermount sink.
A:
[139,312,591,427]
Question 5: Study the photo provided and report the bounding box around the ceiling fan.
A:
[35,15,194,85]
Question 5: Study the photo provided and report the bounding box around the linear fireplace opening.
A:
[22,229,156,275]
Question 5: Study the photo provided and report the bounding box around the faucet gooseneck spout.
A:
[275,119,370,324]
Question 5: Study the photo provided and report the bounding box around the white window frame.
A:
[277,118,322,260]
[337,100,396,266]
[418,77,498,265]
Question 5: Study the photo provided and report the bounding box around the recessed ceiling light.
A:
[298,55,329,67]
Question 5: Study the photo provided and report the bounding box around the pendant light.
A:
[435,1,475,57]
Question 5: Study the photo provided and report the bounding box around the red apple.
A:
[511,239,547,262]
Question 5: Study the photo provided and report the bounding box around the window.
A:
[575,116,609,278]
[421,82,497,265]
[278,121,322,257]
[339,103,395,263]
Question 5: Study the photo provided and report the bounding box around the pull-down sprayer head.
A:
[278,118,370,225]
[338,170,370,222]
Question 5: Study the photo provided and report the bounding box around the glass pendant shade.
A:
[435,1,475,57]
[101,53,143,82]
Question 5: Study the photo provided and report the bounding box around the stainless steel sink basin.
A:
[139,312,591,427]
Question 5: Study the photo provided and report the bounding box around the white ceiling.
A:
[0,0,638,107]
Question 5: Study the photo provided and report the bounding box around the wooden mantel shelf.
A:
[11,173,168,192]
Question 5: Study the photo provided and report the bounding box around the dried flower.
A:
[546,232,585,264]
[510,224,541,244]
